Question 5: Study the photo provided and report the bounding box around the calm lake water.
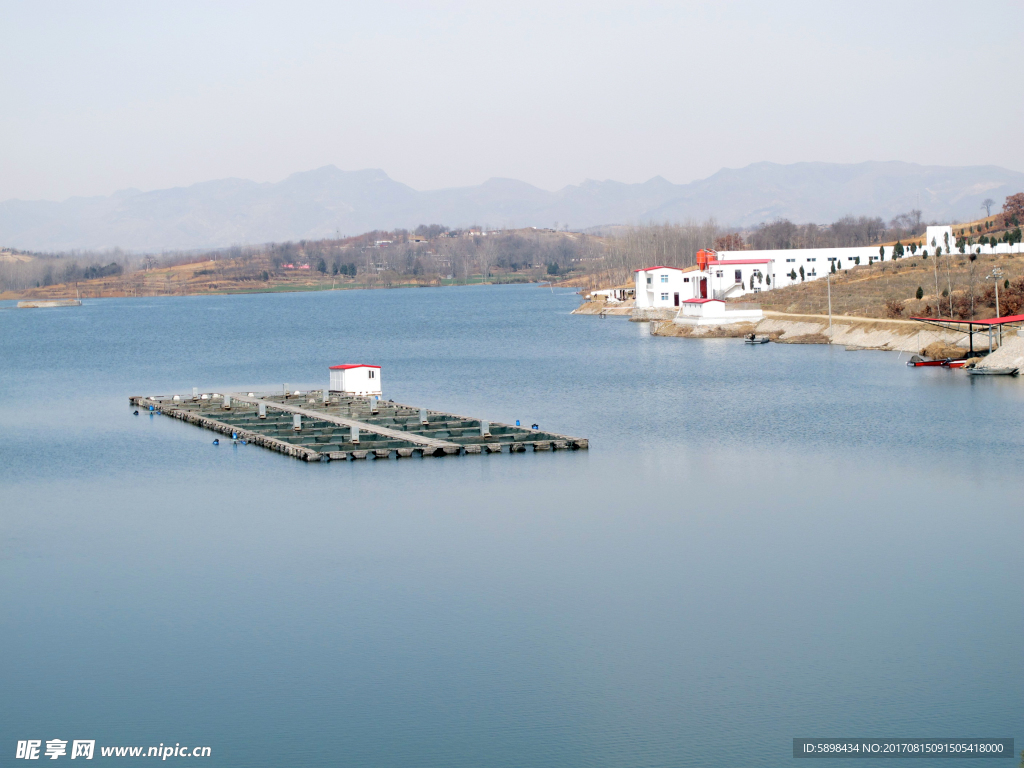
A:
[2,284,1022,767]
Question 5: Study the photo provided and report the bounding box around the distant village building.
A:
[329,365,382,397]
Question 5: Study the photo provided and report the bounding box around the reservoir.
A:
[1,284,1021,767]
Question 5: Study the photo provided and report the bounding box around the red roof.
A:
[682,298,723,304]
[329,364,381,370]
[911,315,1024,326]
[634,265,685,272]
[710,258,772,265]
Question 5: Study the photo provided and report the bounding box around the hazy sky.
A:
[2,0,1021,201]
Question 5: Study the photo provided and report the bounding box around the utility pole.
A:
[991,268,1003,318]
[827,271,833,342]
[991,267,1004,346]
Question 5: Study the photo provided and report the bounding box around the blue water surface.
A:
[1,284,1021,767]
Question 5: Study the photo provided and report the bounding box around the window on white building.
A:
[786,258,796,263]
[368,370,375,379]
[734,269,742,283]
[646,276,652,285]
[683,277,690,283]
[716,270,723,278]
[807,258,816,262]
[660,274,668,283]
[660,292,669,301]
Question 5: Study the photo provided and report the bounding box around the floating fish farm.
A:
[129,390,588,462]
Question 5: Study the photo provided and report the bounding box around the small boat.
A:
[744,336,770,344]
[17,299,82,308]
[907,355,949,367]
[942,359,968,368]
[967,367,1019,376]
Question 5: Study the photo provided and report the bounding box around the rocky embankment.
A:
[574,299,988,354]
[751,312,969,352]
[571,300,634,316]
[974,335,1024,370]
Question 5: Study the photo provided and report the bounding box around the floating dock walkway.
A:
[129,391,588,462]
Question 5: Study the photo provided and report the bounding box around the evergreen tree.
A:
[916,286,923,300]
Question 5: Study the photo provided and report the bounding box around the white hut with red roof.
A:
[329,365,382,397]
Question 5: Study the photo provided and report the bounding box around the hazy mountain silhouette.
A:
[1,161,1021,251]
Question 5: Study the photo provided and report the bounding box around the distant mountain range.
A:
[2,161,1022,252]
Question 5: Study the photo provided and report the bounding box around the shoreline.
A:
[0,277,550,302]
[573,300,998,355]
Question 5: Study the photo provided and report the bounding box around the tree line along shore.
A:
[3,196,1022,313]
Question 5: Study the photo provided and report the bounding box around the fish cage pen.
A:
[129,391,588,462]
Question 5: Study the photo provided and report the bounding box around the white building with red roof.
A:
[635,243,907,307]
[634,253,774,307]
[329,364,382,397]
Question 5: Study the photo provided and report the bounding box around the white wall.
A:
[636,236,1024,304]
[635,268,690,308]
[329,367,382,396]
[924,225,954,253]
[716,245,912,292]
[703,261,773,298]
[676,299,763,325]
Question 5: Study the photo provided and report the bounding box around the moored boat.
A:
[967,367,1019,376]
[907,355,952,367]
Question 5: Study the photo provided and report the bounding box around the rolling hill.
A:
[1,161,1022,252]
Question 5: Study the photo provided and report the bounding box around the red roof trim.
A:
[709,259,773,265]
[911,315,1024,326]
[683,298,724,304]
[329,364,382,370]
[633,266,685,272]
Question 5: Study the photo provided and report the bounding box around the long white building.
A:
[635,234,1024,308]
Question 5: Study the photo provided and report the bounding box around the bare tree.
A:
[601,220,719,284]
[981,198,996,217]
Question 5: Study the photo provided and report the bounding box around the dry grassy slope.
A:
[0,249,33,263]
[881,212,1014,246]
[747,251,1023,319]
[0,257,367,300]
